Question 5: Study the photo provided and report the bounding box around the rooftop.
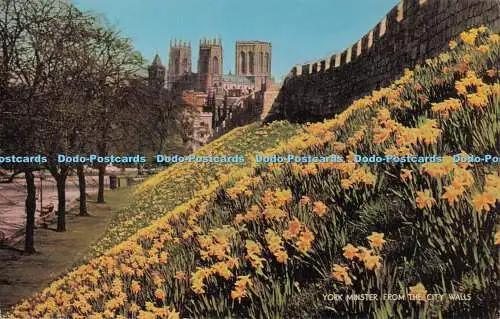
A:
[236,40,271,46]
[152,53,163,66]
[220,74,254,84]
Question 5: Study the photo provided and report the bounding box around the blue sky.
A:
[73,0,399,80]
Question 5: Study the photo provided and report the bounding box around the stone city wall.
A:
[266,0,500,123]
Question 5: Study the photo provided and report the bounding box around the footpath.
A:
[0,187,132,311]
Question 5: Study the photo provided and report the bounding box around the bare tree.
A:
[0,0,195,249]
[0,0,137,237]
[80,24,144,203]
[0,0,42,252]
[16,0,99,232]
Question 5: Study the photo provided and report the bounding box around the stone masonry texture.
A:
[266,0,500,123]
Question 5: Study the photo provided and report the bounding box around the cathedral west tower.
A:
[197,38,223,93]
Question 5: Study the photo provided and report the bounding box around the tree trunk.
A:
[77,165,88,216]
[56,175,66,232]
[97,164,105,203]
[24,170,36,254]
[97,127,108,204]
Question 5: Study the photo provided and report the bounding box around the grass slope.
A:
[11,27,500,319]
[85,121,301,259]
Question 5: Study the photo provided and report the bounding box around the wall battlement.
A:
[267,0,499,123]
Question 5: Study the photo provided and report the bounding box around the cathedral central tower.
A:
[197,38,223,93]
[236,41,272,90]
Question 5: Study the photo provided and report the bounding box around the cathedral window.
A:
[212,56,219,74]
[174,58,180,74]
[241,52,246,74]
[265,53,270,73]
[260,52,266,73]
[249,52,255,74]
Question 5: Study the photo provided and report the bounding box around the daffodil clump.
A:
[11,27,500,318]
[86,121,301,258]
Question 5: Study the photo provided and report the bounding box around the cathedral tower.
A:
[197,37,223,92]
[167,39,192,90]
[235,41,272,90]
[148,53,166,89]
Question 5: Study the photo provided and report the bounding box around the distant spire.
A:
[152,52,163,66]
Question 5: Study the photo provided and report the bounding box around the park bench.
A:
[0,169,13,183]
[39,203,55,228]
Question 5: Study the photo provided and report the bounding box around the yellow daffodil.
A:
[367,232,386,249]
[363,254,382,271]
[342,244,358,260]
[283,217,302,239]
[408,282,427,301]
[297,227,315,253]
[154,288,165,300]
[312,201,328,217]
[331,264,353,285]
[416,189,436,209]
[472,192,496,212]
